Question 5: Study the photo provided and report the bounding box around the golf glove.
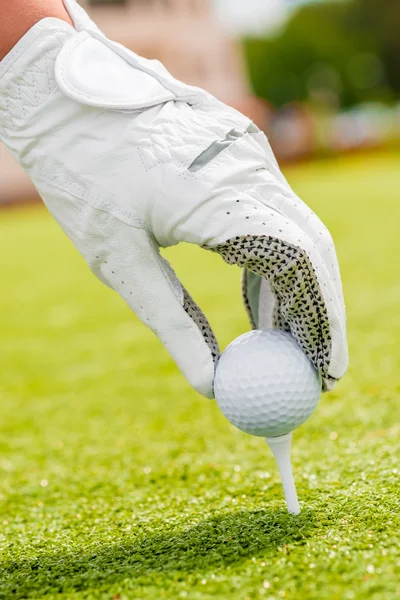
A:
[0,0,348,398]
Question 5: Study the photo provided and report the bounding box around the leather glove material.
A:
[0,1,348,397]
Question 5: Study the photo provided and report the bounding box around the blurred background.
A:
[1,4,399,589]
[0,0,399,205]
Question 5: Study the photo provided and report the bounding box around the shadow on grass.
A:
[0,507,317,598]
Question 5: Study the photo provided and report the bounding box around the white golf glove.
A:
[0,0,348,398]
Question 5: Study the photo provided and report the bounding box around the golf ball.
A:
[214,330,322,438]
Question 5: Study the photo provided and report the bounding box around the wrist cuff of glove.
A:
[0,20,76,135]
[0,0,102,132]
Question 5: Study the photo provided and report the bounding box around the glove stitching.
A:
[4,90,15,128]
[138,145,190,174]
[39,171,145,228]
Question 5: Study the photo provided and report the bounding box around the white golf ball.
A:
[214,330,322,438]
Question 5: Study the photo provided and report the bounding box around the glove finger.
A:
[246,129,346,318]
[252,178,346,326]
[199,203,347,388]
[39,178,218,398]
[101,228,219,399]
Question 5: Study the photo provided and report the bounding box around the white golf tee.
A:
[266,432,300,515]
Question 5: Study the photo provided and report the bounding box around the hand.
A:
[0,0,348,398]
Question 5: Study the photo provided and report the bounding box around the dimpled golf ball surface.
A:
[214,330,322,438]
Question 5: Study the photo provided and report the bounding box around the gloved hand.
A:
[0,0,348,398]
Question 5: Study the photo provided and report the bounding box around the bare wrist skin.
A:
[0,0,73,60]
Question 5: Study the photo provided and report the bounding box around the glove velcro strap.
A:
[55,31,207,110]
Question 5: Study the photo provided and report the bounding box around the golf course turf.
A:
[0,152,399,599]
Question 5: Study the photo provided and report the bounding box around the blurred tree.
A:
[244,0,398,108]
[349,0,400,96]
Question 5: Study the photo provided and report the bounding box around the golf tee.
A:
[266,432,300,515]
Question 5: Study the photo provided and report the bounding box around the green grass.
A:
[0,152,399,600]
